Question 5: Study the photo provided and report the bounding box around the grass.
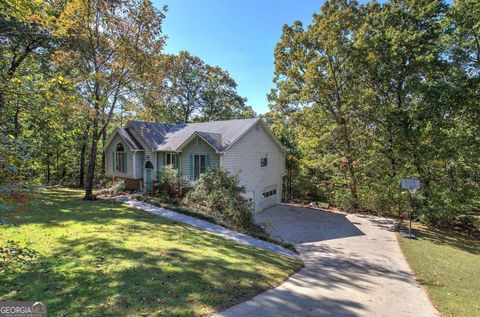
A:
[134,195,296,252]
[398,223,480,317]
[0,188,302,316]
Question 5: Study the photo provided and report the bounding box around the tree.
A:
[57,0,167,200]
[270,0,480,226]
[0,0,61,133]
[151,51,254,123]
[200,65,254,121]
[353,0,447,213]
[271,0,366,208]
[162,51,208,123]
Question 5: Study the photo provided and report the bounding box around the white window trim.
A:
[115,143,127,173]
[262,185,277,198]
[193,154,207,180]
[260,153,268,167]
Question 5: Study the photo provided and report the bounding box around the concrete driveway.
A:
[218,204,439,317]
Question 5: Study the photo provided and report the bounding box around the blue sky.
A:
[155,0,325,114]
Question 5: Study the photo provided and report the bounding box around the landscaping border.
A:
[114,195,300,259]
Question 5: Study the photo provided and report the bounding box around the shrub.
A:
[184,169,253,230]
[112,181,126,194]
[156,165,179,198]
[415,183,480,229]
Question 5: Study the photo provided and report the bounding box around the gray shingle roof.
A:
[117,128,144,151]
[127,118,260,152]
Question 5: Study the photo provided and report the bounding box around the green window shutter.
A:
[112,152,115,171]
[124,153,127,172]
[162,152,166,166]
[189,154,194,179]
[206,154,210,170]
[175,154,180,169]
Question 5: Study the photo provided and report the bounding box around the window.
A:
[114,143,127,173]
[165,153,179,169]
[262,185,277,198]
[193,154,206,180]
[260,153,268,167]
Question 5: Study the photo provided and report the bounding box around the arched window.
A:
[145,161,153,169]
[115,143,127,173]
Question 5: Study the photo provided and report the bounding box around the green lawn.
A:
[398,224,480,317]
[0,188,301,316]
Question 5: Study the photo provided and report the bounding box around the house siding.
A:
[105,134,134,179]
[181,137,219,181]
[128,128,155,183]
[134,152,144,180]
[221,123,285,212]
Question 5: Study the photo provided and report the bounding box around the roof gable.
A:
[127,118,261,152]
[176,131,223,152]
[103,128,144,152]
[223,119,288,153]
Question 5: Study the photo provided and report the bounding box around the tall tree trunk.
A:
[346,159,359,209]
[78,124,90,188]
[84,133,99,200]
[13,104,20,138]
[84,109,100,200]
[341,123,359,209]
[386,125,397,178]
[101,127,107,174]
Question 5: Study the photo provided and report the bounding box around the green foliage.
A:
[155,165,179,198]
[140,51,255,123]
[0,133,37,217]
[184,169,254,230]
[2,0,478,230]
[112,181,126,195]
[269,0,480,226]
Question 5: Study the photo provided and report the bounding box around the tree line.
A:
[267,0,479,226]
[1,0,478,227]
[0,0,254,203]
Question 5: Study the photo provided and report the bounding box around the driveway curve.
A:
[218,204,439,317]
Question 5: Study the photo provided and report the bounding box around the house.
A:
[103,118,287,212]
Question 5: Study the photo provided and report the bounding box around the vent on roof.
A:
[255,124,260,131]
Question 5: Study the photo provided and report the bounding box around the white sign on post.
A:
[400,178,420,239]
[401,178,420,192]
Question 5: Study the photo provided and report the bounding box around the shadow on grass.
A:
[1,232,299,316]
[13,189,159,228]
[408,225,480,255]
[1,189,301,316]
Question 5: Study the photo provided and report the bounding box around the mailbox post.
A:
[401,178,420,239]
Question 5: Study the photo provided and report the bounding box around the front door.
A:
[146,168,152,193]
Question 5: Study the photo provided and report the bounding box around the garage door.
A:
[260,185,278,210]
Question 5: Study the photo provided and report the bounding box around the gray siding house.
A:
[103,118,286,212]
